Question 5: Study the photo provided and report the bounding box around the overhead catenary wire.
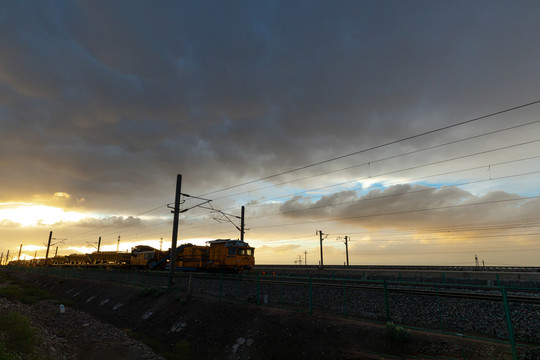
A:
[205,119,540,203]
[177,155,540,231]
[196,99,540,198]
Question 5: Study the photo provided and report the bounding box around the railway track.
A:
[255,264,540,273]
[255,277,540,304]
[194,273,540,305]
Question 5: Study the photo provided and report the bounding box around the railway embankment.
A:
[2,268,540,359]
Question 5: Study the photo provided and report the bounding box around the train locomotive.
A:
[9,239,255,273]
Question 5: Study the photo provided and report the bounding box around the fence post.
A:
[235,274,240,302]
[436,286,443,330]
[309,276,313,315]
[343,280,347,317]
[501,286,517,360]
[383,281,390,322]
[280,282,284,309]
[256,272,260,306]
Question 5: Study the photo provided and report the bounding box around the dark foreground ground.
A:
[2,269,539,360]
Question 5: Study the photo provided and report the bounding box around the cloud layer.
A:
[1,1,540,264]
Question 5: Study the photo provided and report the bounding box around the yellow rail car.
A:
[173,239,255,272]
[8,239,255,272]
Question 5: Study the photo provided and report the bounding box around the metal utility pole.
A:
[45,231,53,264]
[43,231,55,274]
[54,246,58,258]
[316,230,327,268]
[160,237,163,252]
[304,251,307,266]
[346,236,350,266]
[97,237,101,252]
[240,206,245,241]
[18,244,22,261]
[168,174,182,291]
[0,252,3,266]
[338,236,350,266]
[213,206,246,240]
[117,236,121,252]
[5,250,9,265]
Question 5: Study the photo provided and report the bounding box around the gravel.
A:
[0,297,164,360]
[178,274,540,344]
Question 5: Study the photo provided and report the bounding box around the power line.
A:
[197,99,540,198]
[202,138,540,218]
[206,119,540,203]
[244,162,540,221]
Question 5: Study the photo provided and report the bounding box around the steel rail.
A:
[251,277,540,304]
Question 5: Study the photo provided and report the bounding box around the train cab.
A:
[207,239,255,272]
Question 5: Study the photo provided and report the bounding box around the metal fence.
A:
[6,266,540,359]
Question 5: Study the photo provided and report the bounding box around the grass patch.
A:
[0,271,52,305]
[0,284,52,305]
[383,322,411,355]
[0,311,40,359]
[175,295,189,306]
[384,321,411,344]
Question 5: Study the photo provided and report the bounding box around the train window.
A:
[228,248,236,255]
[246,249,253,256]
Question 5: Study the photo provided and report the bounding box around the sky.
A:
[1,0,540,266]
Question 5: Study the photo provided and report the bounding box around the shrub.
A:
[0,311,39,355]
[384,321,410,344]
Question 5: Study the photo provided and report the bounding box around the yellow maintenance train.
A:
[9,239,255,273]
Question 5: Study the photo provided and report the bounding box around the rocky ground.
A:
[0,297,164,360]
[2,269,539,360]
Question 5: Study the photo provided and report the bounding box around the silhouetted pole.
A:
[317,230,325,268]
[0,252,3,266]
[54,246,58,257]
[168,174,182,291]
[305,251,307,266]
[45,231,52,264]
[5,250,9,265]
[345,236,349,266]
[240,206,245,242]
[117,236,121,252]
[97,237,101,252]
[18,244,22,261]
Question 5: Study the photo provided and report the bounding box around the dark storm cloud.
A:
[279,184,536,230]
[1,0,540,212]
